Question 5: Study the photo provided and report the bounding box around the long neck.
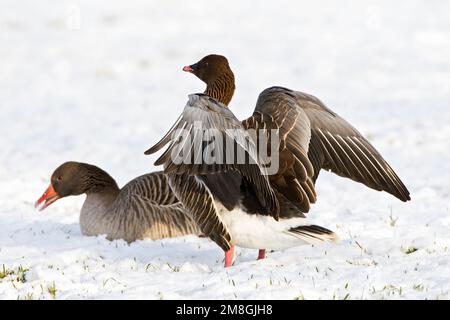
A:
[205,71,235,106]
[79,165,120,237]
[82,164,120,197]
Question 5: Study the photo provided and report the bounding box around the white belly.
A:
[219,208,312,250]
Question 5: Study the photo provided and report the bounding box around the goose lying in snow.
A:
[145,55,410,267]
[35,161,200,243]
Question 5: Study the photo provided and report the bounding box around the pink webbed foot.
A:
[224,246,235,268]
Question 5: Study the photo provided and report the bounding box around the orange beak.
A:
[35,184,61,211]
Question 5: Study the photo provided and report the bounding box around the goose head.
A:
[35,162,118,211]
[183,54,232,83]
[183,54,235,106]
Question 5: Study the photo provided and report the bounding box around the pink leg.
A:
[257,249,266,260]
[224,246,235,268]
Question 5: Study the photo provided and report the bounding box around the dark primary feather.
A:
[289,88,411,202]
[241,86,410,215]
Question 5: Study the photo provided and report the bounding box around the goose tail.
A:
[287,224,338,244]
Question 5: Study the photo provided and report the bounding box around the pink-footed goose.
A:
[146,55,410,267]
[35,162,200,243]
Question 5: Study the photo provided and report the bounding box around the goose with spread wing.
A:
[178,54,410,263]
[182,55,410,202]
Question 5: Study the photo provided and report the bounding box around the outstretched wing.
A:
[245,86,410,216]
[145,93,279,217]
[291,87,410,201]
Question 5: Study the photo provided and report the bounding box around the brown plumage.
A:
[144,54,410,267]
[183,54,411,214]
[35,162,200,243]
[146,94,338,264]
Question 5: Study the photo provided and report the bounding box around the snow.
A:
[1,0,450,299]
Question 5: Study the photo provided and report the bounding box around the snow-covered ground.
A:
[1,0,450,299]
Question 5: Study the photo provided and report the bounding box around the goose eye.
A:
[57,176,63,181]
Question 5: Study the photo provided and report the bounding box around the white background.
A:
[1,0,449,299]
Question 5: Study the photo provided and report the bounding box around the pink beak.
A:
[182,65,194,72]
